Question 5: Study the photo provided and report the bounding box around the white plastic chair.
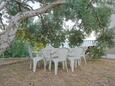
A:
[80,46,87,64]
[51,48,68,75]
[28,44,44,72]
[41,45,54,71]
[67,47,86,72]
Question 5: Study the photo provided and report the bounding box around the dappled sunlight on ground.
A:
[0,59,115,86]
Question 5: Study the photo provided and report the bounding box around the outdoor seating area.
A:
[28,45,87,75]
[0,0,115,86]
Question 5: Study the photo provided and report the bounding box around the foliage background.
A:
[0,0,115,58]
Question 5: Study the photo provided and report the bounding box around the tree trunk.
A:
[0,0,66,54]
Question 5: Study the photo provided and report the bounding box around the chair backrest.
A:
[27,44,42,59]
[41,45,54,60]
[27,44,34,59]
[53,48,68,60]
[80,46,87,56]
[68,47,84,58]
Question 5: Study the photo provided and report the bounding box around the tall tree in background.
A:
[0,0,114,57]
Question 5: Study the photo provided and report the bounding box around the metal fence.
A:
[81,40,96,47]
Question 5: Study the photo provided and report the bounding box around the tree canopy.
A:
[0,0,115,58]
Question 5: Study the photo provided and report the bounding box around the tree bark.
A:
[0,0,11,11]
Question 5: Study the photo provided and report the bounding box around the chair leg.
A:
[75,59,78,68]
[70,59,74,72]
[78,59,81,66]
[33,59,37,72]
[65,61,68,72]
[43,59,47,71]
[54,61,58,75]
[30,62,32,70]
[62,61,65,70]
[29,59,32,69]
[83,56,87,64]
[49,60,52,71]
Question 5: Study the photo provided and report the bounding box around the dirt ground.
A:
[0,59,115,86]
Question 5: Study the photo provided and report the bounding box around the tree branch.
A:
[0,0,11,11]
[14,0,66,21]
[0,0,66,54]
